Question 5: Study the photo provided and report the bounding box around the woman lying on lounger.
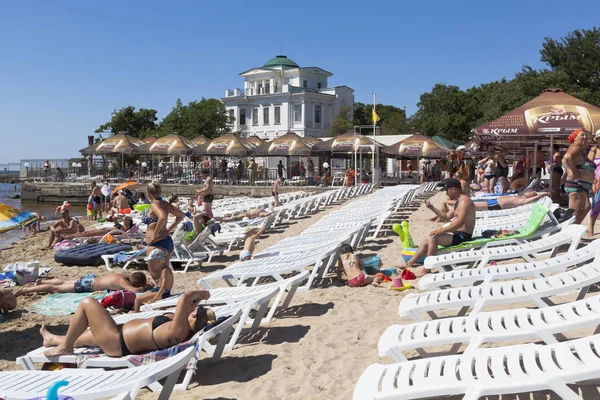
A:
[40,290,215,357]
[61,216,138,242]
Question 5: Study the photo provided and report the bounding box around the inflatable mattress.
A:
[54,243,133,266]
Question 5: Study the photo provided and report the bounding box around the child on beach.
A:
[336,244,382,287]
[0,288,17,315]
[24,212,47,234]
[133,262,174,312]
[15,272,150,295]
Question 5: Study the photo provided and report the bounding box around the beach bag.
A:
[100,290,136,310]
[5,261,40,285]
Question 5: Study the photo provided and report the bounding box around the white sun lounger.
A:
[423,224,587,273]
[2,347,194,400]
[356,333,600,400]
[380,292,600,362]
[400,260,600,322]
[419,237,600,290]
[143,270,310,323]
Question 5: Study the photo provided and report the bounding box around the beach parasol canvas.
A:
[191,135,209,146]
[198,134,255,156]
[252,132,314,156]
[246,136,266,147]
[473,88,600,143]
[137,134,197,155]
[93,134,146,154]
[79,142,100,156]
[313,132,376,153]
[381,134,449,158]
[112,181,141,195]
[0,203,37,234]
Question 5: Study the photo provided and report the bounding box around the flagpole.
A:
[372,93,376,185]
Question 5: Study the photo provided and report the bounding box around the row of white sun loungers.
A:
[354,203,600,399]
[9,183,386,397]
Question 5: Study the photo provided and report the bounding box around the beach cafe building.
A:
[222,55,354,141]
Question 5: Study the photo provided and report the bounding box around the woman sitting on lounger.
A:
[337,244,382,287]
[40,290,215,357]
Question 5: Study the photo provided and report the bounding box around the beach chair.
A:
[380,292,600,362]
[399,258,600,322]
[423,224,587,273]
[419,234,598,290]
[2,346,194,400]
[18,306,243,392]
[356,333,600,400]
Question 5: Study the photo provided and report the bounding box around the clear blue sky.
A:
[1,0,599,162]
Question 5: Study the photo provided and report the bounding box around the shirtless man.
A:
[90,181,103,219]
[196,171,214,218]
[272,177,283,207]
[0,288,17,316]
[16,272,149,295]
[336,244,382,287]
[109,190,130,215]
[405,178,476,276]
[239,225,267,261]
[47,207,80,248]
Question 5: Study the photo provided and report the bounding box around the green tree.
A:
[540,28,600,92]
[95,106,158,138]
[352,102,411,135]
[158,98,231,139]
[329,105,353,136]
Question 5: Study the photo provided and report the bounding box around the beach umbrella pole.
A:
[549,135,553,197]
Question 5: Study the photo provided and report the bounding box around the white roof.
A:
[374,135,412,146]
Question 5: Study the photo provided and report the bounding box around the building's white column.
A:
[269,78,274,94]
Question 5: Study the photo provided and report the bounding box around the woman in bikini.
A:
[40,290,214,357]
[478,150,496,193]
[144,181,184,281]
[564,129,594,224]
[336,244,382,287]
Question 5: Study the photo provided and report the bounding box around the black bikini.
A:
[118,313,173,356]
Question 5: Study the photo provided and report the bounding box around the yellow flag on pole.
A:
[372,109,380,124]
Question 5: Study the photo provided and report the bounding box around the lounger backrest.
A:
[516,204,549,237]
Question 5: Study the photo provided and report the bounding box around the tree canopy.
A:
[158,98,231,139]
[328,105,353,136]
[411,27,600,143]
[95,106,158,138]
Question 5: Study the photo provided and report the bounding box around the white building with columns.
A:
[223,55,354,140]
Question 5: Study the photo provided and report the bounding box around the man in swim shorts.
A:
[472,191,546,211]
[405,178,476,277]
[15,272,149,295]
[196,170,214,218]
[90,181,103,220]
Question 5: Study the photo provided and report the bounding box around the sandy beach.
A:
[2,189,598,400]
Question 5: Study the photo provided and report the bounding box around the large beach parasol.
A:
[473,88,600,142]
[191,135,209,146]
[196,134,255,156]
[246,136,266,147]
[137,134,197,155]
[313,132,376,153]
[93,133,146,154]
[381,134,449,158]
[252,132,315,156]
